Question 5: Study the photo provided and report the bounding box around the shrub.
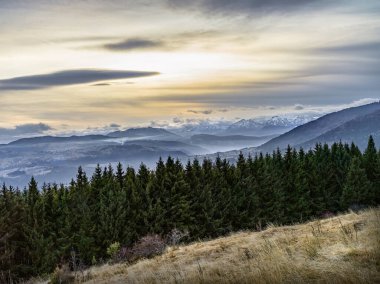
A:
[117,234,168,263]
[321,211,335,219]
[118,234,166,262]
[107,242,121,260]
[166,228,189,246]
[49,265,74,284]
[119,246,135,262]
[132,234,166,259]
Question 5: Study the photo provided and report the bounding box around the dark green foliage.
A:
[340,157,372,208]
[1,137,379,282]
[362,136,380,204]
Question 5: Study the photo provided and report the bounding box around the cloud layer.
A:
[103,38,165,51]
[0,69,159,90]
[167,0,326,15]
[0,0,379,133]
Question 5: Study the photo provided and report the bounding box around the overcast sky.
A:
[0,0,379,140]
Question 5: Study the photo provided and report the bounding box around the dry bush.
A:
[117,234,167,264]
[132,234,166,259]
[49,265,75,284]
[166,228,189,246]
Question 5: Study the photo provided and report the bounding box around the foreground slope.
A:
[82,208,380,284]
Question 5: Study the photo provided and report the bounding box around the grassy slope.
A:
[54,209,380,283]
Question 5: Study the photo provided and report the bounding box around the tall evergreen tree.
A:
[341,157,372,208]
[363,135,380,204]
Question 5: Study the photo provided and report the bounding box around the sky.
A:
[0,0,379,142]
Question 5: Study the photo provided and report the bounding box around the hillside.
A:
[52,208,380,284]
[189,134,276,152]
[300,109,380,150]
[258,102,380,152]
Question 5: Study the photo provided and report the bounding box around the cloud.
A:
[109,123,121,128]
[0,123,53,135]
[150,120,170,128]
[345,98,380,107]
[0,69,159,90]
[141,77,380,107]
[103,38,165,51]
[311,41,380,58]
[92,83,111,86]
[187,109,213,114]
[167,0,327,15]
[0,123,53,142]
[172,117,184,124]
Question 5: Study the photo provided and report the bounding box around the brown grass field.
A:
[35,208,380,284]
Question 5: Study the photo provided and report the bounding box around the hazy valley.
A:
[0,113,320,187]
[1,103,380,187]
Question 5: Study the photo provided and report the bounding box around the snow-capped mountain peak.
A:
[227,114,321,135]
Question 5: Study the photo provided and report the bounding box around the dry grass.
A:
[63,208,380,283]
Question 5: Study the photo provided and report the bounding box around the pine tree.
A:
[68,167,95,263]
[363,135,380,204]
[135,163,152,237]
[0,185,29,281]
[124,167,139,244]
[326,142,351,212]
[193,159,217,238]
[341,157,371,209]
[294,149,313,221]
[24,177,48,274]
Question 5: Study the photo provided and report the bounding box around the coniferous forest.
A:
[1,137,379,282]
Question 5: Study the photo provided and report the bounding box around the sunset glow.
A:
[1,0,379,139]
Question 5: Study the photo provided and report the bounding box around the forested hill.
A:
[300,109,380,150]
[1,137,380,282]
[258,101,380,152]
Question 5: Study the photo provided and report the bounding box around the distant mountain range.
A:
[4,127,181,146]
[108,127,180,140]
[1,103,379,187]
[226,114,319,135]
[8,134,109,145]
[168,114,320,137]
[199,101,380,161]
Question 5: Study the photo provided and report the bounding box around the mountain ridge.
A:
[107,127,179,139]
[299,109,380,150]
[8,134,109,145]
[258,102,380,152]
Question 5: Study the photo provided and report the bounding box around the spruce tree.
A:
[363,135,380,204]
[341,157,371,209]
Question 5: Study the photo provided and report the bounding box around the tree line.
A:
[1,136,379,282]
